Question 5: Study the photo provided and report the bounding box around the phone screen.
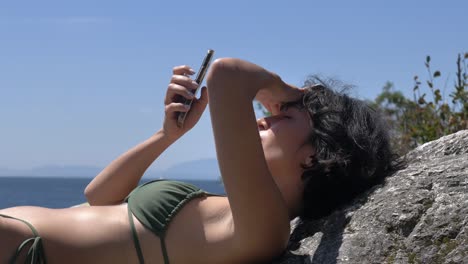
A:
[177,49,215,127]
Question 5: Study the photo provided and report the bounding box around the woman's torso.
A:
[1,183,235,264]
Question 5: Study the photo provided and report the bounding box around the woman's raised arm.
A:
[85,65,208,205]
[206,58,302,259]
[84,130,177,205]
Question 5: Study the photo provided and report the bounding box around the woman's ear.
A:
[299,145,315,168]
[303,154,315,167]
[304,155,315,167]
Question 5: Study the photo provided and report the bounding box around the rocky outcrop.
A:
[274,130,468,264]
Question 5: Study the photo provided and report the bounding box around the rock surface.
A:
[273,130,468,264]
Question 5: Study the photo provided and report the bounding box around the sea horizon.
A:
[0,176,225,209]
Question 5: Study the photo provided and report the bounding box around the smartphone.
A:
[177,49,215,127]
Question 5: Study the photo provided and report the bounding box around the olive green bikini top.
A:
[0,179,221,264]
[125,179,221,264]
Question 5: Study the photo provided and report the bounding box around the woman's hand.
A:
[255,75,304,115]
[207,58,303,115]
[162,65,208,140]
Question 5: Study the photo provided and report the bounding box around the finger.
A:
[185,87,208,124]
[165,83,196,104]
[170,75,199,90]
[198,86,209,105]
[165,102,190,115]
[191,87,209,113]
[265,103,273,115]
[172,65,196,76]
[268,103,281,115]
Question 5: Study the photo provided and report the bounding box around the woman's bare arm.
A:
[206,58,300,259]
[85,65,208,205]
[84,130,176,205]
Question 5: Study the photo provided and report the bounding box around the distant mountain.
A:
[0,165,161,178]
[160,158,220,180]
[31,165,103,177]
[0,167,18,176]
[0,158,220,180]
[0,165,104,178]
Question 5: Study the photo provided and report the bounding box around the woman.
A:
[0,58,394,263]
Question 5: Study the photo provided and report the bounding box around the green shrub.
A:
[373,53,467,155]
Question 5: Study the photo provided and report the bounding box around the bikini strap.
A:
[0,213,47,264]
[160,236,170,264]
[127,209,145,264]
[0,213,39,236]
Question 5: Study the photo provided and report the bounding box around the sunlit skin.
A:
[258,102,314,217]
[0,58,315,263]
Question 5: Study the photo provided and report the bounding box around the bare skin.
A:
[0,196,233,264]
[0,58,313,263]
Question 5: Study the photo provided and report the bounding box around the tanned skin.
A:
[0,58,311,263]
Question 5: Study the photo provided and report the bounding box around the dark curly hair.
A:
[298,76,397,220]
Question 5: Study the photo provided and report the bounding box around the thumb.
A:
[199,86,208,105]
[190,86,208,115]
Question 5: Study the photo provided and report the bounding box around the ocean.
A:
[0,177,225,209]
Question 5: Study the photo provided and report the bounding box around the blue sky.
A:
[0,0,466,172]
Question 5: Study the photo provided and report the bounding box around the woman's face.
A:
[257,100,314,216]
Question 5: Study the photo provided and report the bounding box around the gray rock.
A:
[273,130,468,264]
